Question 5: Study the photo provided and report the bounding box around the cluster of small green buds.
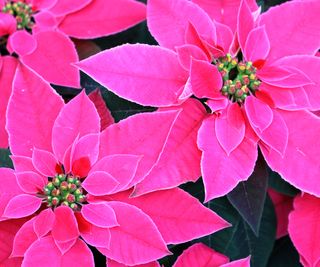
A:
[2,1,34,30]
[43,174,86,211]
[217,54,261,104]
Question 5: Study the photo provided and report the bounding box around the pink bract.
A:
[0,0,146,148]
[0,65,229,266]
[268,188,293,239]
[172,243,251,267]
[78,0,320,201]
[288,194,320,267]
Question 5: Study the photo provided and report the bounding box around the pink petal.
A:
[198,116,258,201]
[237,0,254,52]
[8,30,37,56]
[108,259,160,267]
[192,0,258,32]
[7,64,64,157]
[214,20,234,53]
[80,223,111,248]
[31,0,57,9]
[255,108,288,156]
[54,239,77,255]
[58,0,146,38]
[110,188,229,244]
[11,156,38,173]
[268,189,293,239]
[176,44,209,70]
[32,148,58,177]
[16,171,46,194]
[0,219,27,262]
[244,26,270,62]
[261,110,320,198]
[259,66,313,89]
[83,171,119,196]
[245,96,273,132]
[288,194,320,267]
[89,154,141,192]
[184,22,213,58]
[215,103,246,155]
[21,237,60,267]
[12,218,38,257]
[100,110,179,185]
[0,168,23,218]
[206,98,229,113]
[33,208,55,238]
[52,206,79,243]
[273,55,320,110]
[99,201,169,265]
[4,194,42,218]
[49,0,91,16]
[20,30,80,88]
[33,11,58,31]
[77,44,188,107]
[221,256,251,267]
[0,56,17,148]
[81,203,118,228]
[134,100,206,195]
[0,13,16,36]
[147,0,215,50]
[190,58,223,99]
[22,236,93,267]
[173,243,229,267]
[52,91,100,162]
[60,238,94,267]
[88,89,114,130]
[71,133,100,177]
[259,0,320,61]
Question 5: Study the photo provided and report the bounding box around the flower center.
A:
[2,1,34,30]
[43,174,87,211]
[216,53,261,104]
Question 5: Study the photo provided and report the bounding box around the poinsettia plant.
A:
[0,0,320,266]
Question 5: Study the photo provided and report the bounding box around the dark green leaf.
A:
[0,148,13,168]
[268,169,299,197]
[227,155,268,235]
[267,236,302,267]
[199,195,276,267]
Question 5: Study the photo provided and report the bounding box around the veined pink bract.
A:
[77,0,320,201]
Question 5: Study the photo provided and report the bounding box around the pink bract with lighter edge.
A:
[288,194,320,267]
[173,243,251,267]
[0,65,229,267]
[0,0,146,148]
[78,0,320,202]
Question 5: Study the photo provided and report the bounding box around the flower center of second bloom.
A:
[43,174,87,211]
[216,53,261,104]
[2,1,34,30]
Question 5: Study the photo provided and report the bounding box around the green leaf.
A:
[0,148,13,168]
[199,195,276,267]
[268,169,299,197]
[227,155,268,235]
[267,236,302,267]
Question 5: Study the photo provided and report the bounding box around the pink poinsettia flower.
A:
[268,189,293,239]
[0,0,146,148]
[78,0,320,201]
[288,194,320,267]
[0,65,229,266]
[173,243,250,267]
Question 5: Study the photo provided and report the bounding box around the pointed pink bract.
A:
[77,44,188,107]
[7,64,64,157]
[4,194,42,218]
